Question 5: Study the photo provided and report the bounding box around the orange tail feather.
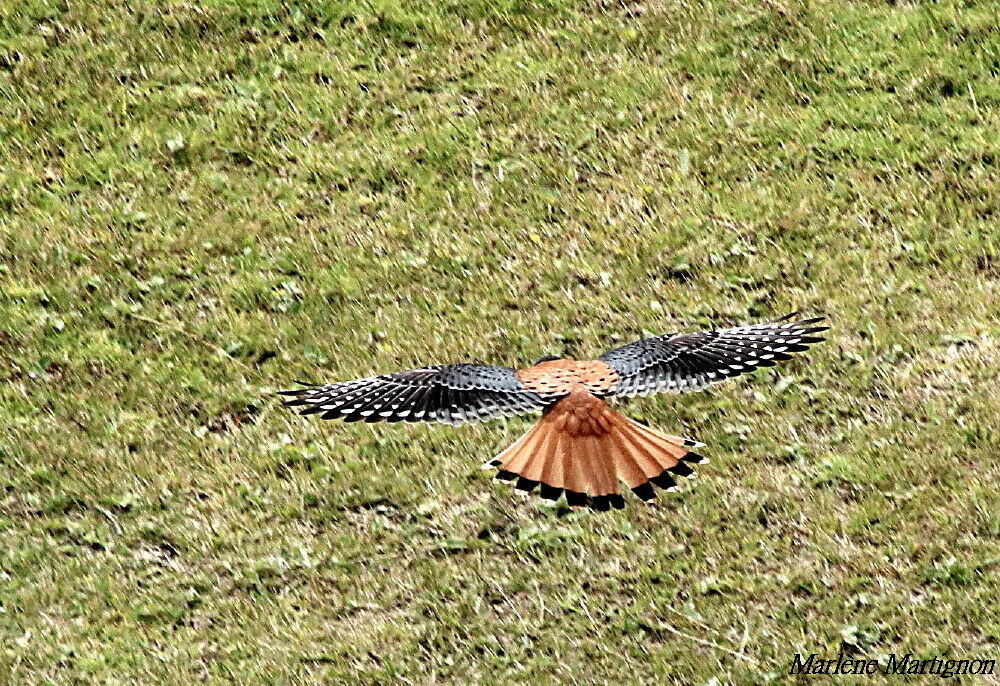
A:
[487,394,706,510]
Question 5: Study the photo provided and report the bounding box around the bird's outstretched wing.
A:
[279,364,558,426]
[596,313,828,397]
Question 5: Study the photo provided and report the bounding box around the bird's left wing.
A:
[279,364,558,426]
[596,313,828,397]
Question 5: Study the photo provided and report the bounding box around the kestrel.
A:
[280,313,827,510]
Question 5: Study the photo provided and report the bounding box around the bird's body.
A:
[515,359,618,396]
[281,313,827,510]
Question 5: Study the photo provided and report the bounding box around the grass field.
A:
[3,0,1000,682]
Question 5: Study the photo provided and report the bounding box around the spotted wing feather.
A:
[280,364,558,426]
[597,313,828,397]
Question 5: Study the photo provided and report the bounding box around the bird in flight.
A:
[280,313,827,511]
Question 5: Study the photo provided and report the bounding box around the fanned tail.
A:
[482,394,705,510]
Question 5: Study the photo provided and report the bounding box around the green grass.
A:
[3,0,1000,682]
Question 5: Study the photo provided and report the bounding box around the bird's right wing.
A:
[279,364,560,426]
[596,313,828,397]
